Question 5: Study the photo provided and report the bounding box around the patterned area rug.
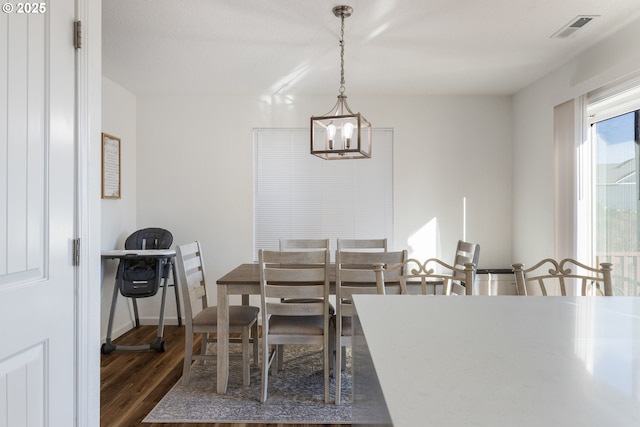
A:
[143,344,352,424]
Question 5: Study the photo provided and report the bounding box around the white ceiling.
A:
[102,0,640,97]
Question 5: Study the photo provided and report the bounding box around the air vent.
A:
[551,15,599,39]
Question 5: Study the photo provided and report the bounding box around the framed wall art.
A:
[101,133,121,199]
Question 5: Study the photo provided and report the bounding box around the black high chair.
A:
[101,227,182,353]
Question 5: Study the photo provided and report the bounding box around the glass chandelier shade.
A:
[310,5,372,160]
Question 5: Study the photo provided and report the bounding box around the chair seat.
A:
[193,305,259,327]
[269,315,325,335]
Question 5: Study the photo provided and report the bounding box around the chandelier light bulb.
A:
[327,124,337,150]
[343,122,353,148]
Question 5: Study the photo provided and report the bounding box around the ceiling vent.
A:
[551,15,599,39]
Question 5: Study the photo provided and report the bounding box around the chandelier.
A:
[310,5,372,160]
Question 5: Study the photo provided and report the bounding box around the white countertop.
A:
[352,295,640,427]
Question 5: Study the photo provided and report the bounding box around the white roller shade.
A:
[253,128,394,260]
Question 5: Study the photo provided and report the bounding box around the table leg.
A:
[217,283,229,394]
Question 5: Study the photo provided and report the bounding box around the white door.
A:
[0,1,78,425]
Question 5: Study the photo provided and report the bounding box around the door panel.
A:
[0,2,77,425]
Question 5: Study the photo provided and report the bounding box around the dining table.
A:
[215,262,415,393]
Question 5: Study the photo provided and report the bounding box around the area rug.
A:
[143,344,352,424]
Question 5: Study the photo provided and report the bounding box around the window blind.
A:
[253,128,394,260]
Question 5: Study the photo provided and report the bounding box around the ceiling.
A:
[102,0,640,97]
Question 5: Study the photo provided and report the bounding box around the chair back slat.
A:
[264,283,326,299]
[337,238,387,251]
[279,238,330,250]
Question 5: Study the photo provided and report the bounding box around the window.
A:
[253,128,393,260]
[582,78,640,295]
[591,112,638,256]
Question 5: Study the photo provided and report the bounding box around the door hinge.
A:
[74,21,82,49]
[73,238,80,266]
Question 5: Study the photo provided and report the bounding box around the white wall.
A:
[512,15,640,266]
[133,93,512,310]
[100,77,139,339]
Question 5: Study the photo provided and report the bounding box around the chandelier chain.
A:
[339,12,346,94]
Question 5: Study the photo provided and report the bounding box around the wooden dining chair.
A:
[512,258,613,296]
[277,238,334,369]
[452,240,480,294]
[334,249,406,405]
[175,241,259,386]
[376,257,476,296]
[259,249,333,403]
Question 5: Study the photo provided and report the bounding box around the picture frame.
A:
[101,133,121,199]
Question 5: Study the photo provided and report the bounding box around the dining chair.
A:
[278,238,335,372]
[512,258,613,296]
[336,238,391,275]
[258,248,333,403]
[334,249,407,405]
[175,241,259,386]
[452,240,480,294]
[376,257,476,296]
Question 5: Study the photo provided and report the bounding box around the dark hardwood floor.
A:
[101,325,348,427]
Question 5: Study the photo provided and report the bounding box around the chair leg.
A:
[324,332,332,404]
[182,332,194,385]
[261,340,270,402]
[241,325,250,386]
[335,339,342,404]
[200,332,208,358]
[277,344,284,371]
[251,322,259,368]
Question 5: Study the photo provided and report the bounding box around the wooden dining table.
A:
[215,262,413,393]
